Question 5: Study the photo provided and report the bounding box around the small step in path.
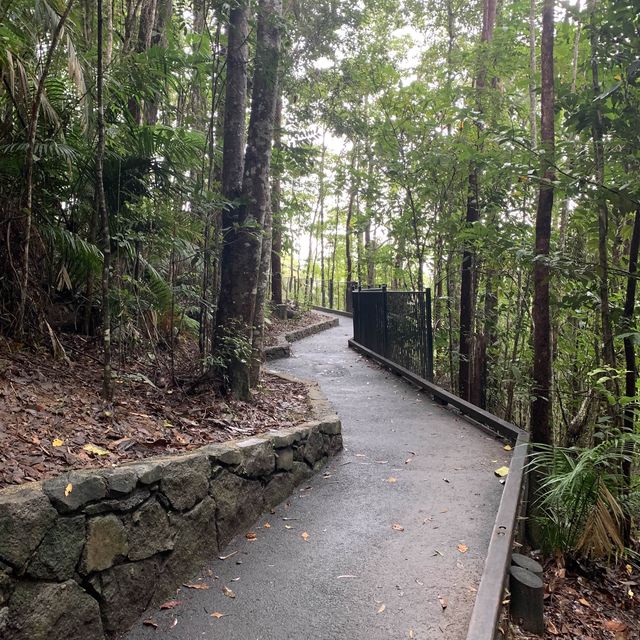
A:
[124,315,508,640]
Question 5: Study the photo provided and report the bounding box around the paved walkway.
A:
[124,316,509,640]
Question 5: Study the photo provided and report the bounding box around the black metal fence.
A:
[352,285,434,381]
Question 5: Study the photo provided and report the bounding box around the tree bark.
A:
[270,92,284,305]
[215,0,282,399]
[97,0,113,400]
[530,0,555,447]
[458,0,496,402]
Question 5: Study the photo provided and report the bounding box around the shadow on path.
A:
[124,316,508,640]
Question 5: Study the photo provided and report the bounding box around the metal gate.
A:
[352,285,434,382]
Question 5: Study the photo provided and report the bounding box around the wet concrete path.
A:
[125,315,509,640]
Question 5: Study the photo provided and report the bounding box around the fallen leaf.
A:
[301,531,310,541]
[392,523,405,532]
[387,476,397,483]
[222,586,236,599]
[83,443,110,456]
[503,444,512,451]
[494,466,509,478]
[52,438,64,447]
[263,522,271,528]
[183,583,209,590]
[457,544,468,553]
[625,564,633,575]
[143,619,158,628]
[604,620,627,633]
[578,597,590,607]
[285,525,293,529]
[219,551,238,560]
[64,483,73,496]
[245,531,257,540]
[169,617,177,629]
[160,600,182,610]
[408,630,415,639]
[210,612,225,619]
[377,604,386,614]
[415,578,424,585]
[438,595,448,610]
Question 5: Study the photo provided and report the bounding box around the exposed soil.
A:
[264,310,329,346]
[0,335,311,490]
[505,555,640,640]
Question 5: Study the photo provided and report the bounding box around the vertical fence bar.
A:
[425,288,434,382]
[382,284,388,359]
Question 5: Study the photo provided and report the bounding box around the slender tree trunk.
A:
[528,0,537,148]
[215,0,282,399]
[319,133,326,305]
[17,0,75,336]
[621,207,640,543]
[270,92,284,305]
[345,146,357,283]
[530,0,555,447]
[458,0,496,402]
[589,0,617,385]
[97,0,113,400]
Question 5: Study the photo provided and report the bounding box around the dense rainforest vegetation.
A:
[0,0,638,559]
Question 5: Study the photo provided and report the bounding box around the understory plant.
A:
[530,431,640,561]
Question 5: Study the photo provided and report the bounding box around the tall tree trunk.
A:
[270,92,284,305]
[622,207,640,543]
[319,132,326,305]
[530,0,555,447]
[215,0,282,399]
[16,0,75,336]
[528,0,537,148]
[589,0,617,385]
[345,146,357,283]
[458,0,496,402]
[97,0,113,400]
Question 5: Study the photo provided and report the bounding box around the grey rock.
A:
[275,447,294,472]
[160,455,210,511]
[135,463,164,485]
[158,496,217,600]
[99,468,138,496]
[200,442,242,466]
[127,498,174,561]
[81,514,128,574]
[0,562,13,606]
[236,437,275,477]
[329,433,344,455]
[44,472,107,513]
[264,473,296,508]
[0,489,57,570]
[303,429,325,466]
[0,606,7,634]
[291,461,314,486]
[84,488,150,515]
[267,427,305,448]
[90,557,161,632]
[212,471,264,547]
[319,416,342,435]
[6,580,103,640]
[27,516,85,581]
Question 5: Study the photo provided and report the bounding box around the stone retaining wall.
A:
[0,381,342,640]
[264,313,339,360]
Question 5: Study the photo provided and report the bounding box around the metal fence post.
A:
[382,284,388,359]
[425,288,434,382]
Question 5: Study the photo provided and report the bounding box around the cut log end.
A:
[509,565,544,636]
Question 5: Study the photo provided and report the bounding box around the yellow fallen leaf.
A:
[578,597,590,607]
[222,586,235,599]
[245,531,257,540]
[457,543,468,553]
[387,477,397,483]
[503,444,512,451]
[263,522,271,528]
[183,583,209,590]
[377,603,386,614]
[301,531,310,541]
[494,466,509,478]
[64,483,73,496]
[628,588,634,598]
[52,438,64,447]
[626,564,633,575]
[210,612,225,619]
[83,443,110,456]
[392,523,405,532]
